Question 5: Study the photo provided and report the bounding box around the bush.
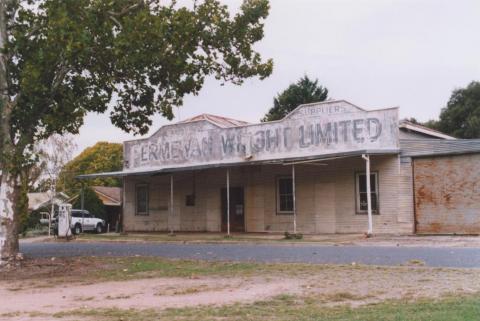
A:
[73,186,106,220]
[284,231,303,240]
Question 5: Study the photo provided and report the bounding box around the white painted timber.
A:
[124,101,399,172]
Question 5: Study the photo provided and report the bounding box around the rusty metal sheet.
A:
[414,154,480,234]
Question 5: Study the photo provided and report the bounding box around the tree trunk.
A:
[0,0,19,262]
[0,172,20,261]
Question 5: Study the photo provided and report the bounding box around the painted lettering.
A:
[266,129,280,151]
[141,146,148,161]
[367,118,382,141]
[149,144,158,160]
[221,134,236,155]
[183,139,192,158]
[251,130,265,153]
[353,119,364,143]
[339,120,351,142]
[299,125,315,148]
[159,142,170,160]
[202,137,213,157]
[190,138,202,158]
[171,141,182,159]
[283,127,292,148]
[125,107,397,170]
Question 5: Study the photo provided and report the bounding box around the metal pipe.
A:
[120,176,125,232]
[362,154,373,236]
[80,184,84,210]
[227,168,230,236]
[292,164,297,235]
[170,174,174,234]
[80,183,85,232]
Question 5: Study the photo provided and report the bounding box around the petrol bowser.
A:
[57,203,73,238]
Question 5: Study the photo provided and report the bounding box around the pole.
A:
[292,164,297,235]
[170,174,174,234]
[81,183,85,231]
[227,168,230,236]
[362,154,373,236]
[49,179,56,237]
[80,184,84,210]
[120,176,125,232]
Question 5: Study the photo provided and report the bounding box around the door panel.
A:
[221,187,245,232]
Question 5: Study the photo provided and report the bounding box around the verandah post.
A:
[170,174,174,235]
[362,154,373,236]
[292,164,297,235]
[226,168,230,236]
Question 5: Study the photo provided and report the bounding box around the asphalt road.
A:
[20,242,480,268]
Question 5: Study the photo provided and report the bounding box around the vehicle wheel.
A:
[73,224,82,235]
[96,223,103,234]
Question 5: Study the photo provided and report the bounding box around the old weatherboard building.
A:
[81,100,480,235]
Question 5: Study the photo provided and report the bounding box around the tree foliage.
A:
[4,0,272,141]
[72,186,106,220]
[59,142,123,196]
[434,81,480,138]
[262,76,328,122]
[0,0,273,258]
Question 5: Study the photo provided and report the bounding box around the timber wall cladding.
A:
[123,154,414,234]
[414,154,480,234]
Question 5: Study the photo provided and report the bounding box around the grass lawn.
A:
[96,257,266,280]
[56,293,480,321]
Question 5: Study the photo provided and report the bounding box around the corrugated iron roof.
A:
[92,186,122,205]
[78,149,400,179]
[28,192,70,211]
[400,139,480,157]
[177,113,250,128]
[399,120,456,140]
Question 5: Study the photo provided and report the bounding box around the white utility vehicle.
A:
[70,209,105,234]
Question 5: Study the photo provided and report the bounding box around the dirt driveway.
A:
[1,256,479,320]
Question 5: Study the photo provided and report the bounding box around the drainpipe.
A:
[292,164,297,235]
[362,154,373,236]
[226,168,230,236]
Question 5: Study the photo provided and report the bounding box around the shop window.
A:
[277,177,294,214]
[355,172,379,214]
[135,184,149,215]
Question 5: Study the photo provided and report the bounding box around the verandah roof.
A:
[77,149,400,179]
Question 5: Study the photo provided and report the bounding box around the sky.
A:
[74,0,480,155]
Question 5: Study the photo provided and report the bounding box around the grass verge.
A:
[76,232,355,244]
[54,292,480,321]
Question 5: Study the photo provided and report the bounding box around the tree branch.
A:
[51,60,70,95]
[107,0,156,18]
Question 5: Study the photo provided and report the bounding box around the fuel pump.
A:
[57,203,73,239]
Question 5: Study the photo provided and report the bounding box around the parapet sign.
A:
[124,100,399,170]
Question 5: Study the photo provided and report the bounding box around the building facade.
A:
[82,100,480,235]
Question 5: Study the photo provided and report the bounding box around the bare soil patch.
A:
[1,257,479,320]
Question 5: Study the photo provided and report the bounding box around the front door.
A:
[221,187,245,232]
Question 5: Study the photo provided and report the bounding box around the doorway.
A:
[221,187,245,232]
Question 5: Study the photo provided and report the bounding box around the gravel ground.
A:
[20,242,480,268]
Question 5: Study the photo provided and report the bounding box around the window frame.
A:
[276,176,294,215]
[135,183,149,216]
[355,171,380,214]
